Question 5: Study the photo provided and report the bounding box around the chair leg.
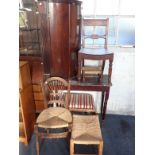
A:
[98,141,103,155]
[70,139,74,155]
[99,74,103,82]
[36,135,40,155]
[82,71,85,81]
[66,131,70,151]
[35,125,40,155]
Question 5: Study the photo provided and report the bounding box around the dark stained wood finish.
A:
[78,18,114,82]
[70,76,111,120]
[38,0,81,78]
[82,18,109,49]
[49,3,70,77]
[78,49,114,84]
[38,1,51,74]
[31,63,110,120]
[69,3,81,77]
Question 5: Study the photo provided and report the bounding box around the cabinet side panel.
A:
[38,2,51,74]
[19,62,31,89]
[49,3,70,78]
[69,3,81,77]
[19,85,36,143]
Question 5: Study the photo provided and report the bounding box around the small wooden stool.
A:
[70,115,103,155]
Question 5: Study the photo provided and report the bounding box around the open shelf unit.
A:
[19,61,36,145]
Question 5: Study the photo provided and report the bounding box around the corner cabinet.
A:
[19,61,36,145]
[38,0,82,78]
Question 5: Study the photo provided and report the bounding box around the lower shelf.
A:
[19,122,28,144]
[19,122,25,137]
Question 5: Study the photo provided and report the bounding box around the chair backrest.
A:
[43,77,70,108]
[81,18,109,49]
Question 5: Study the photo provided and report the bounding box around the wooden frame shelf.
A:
[19,61,36,145]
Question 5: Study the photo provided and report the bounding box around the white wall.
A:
[107,46,135,115]
[76,47,135,115]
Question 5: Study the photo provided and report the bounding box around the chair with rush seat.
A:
[35,107,72,155]
[35,77,72,155]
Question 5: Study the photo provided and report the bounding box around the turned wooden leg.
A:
[98,141,103,155]
[82,71,85,82]
[70,139,74,155]
[101,91,105,117]
[78,59,81,81]
[99,73,103,82]
[102,88,110,121]
[108,60,113,84]
[67,128,71,151]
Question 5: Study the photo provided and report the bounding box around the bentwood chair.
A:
[35,77,72,155]
[78,18,114,83]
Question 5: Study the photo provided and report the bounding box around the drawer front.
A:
[34,92,44,100]
[33,84,42,92]
[35,101,45,112]
[19,62,31,89]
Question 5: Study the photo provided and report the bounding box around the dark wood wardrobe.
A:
[38,0,82,79]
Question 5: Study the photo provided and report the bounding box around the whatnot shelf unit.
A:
[19,61,36,145]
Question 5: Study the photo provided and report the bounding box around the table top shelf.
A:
[70,75,111,91]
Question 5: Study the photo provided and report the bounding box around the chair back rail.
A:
[82,18,109,49]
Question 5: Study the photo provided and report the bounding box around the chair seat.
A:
[36,107,72,128]
[78,47,114,82]
[69,93,95,112]
[71,115,103,144]
[79,48,112,56]
[37,117,70,128]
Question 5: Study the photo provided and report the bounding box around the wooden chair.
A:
[42,76,96,113]
[35,107,72,155]
[35,77,72,155]
[78,18,114,83]
[43,76,70,108]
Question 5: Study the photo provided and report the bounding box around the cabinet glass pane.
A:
[118,17,135,45]
[108,17,116,45]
